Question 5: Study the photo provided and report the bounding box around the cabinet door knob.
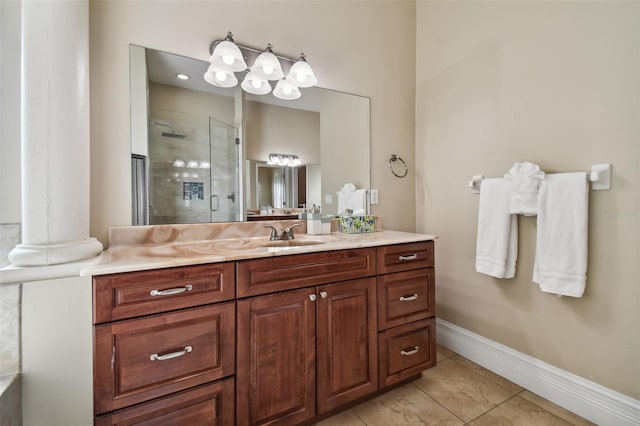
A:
[309,294,317,301]
[320,291,328,299]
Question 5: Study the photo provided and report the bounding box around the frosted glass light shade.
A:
[204,64,238,88]
[251,50,284,81]
[209,40,247,72]
[241,71,272,95]
[273,79,301,100]
[286,58,317,88]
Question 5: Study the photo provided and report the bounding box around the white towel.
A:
[504,162,546,216]
[533,173,589,297]
[351,189,368,215]
[476,178,518,279]
[337,183,356,215]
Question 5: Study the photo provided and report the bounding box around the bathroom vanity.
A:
[86,223,436,425]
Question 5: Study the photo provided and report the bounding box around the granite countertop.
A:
[81,222,436,277]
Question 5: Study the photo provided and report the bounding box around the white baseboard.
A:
[436,318,640,426]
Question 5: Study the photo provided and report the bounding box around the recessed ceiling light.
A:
[175,73,190,80]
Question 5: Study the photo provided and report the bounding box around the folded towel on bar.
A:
[475,178,518,279]
[533,172,589,297]
[504,162,546,216]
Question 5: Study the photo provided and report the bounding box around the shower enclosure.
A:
[146,109,241,224]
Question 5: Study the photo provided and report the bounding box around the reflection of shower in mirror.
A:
[149,119,186,139]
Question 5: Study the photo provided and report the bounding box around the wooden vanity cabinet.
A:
[236,249,378,426]
[92,263,236,425]
[92,240,436,425]
[376,241,437,388]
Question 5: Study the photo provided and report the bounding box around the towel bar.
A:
[468,163,611,193]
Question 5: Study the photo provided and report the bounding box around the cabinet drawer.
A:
[94,303,235,414]
[377,268,435,330]
[93,263,235,324]
[237,248,376,298]
[376,241,434,275]
[94,378,234,426]
[378,319,436,388]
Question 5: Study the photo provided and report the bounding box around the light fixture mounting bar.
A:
[209,39,299,69]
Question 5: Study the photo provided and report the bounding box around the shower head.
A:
[161,132,186,139]
[150,119,186,139]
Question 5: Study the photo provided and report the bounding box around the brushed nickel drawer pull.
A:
[398,254,418,261]
[401,346,419,356]
[150,284,193,297]
[399,294,418,302]
[150,346,193,361]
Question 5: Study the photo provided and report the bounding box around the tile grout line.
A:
[410,380,468,425]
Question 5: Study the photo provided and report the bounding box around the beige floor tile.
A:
[451,355,524,394]
[414,358,517,422]
[315,408,366,426]
[469,395,575,426]
[519,391,596,426]
[437,344,456,360]
[353,383,464,426]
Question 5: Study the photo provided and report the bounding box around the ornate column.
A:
[9,0,102,266]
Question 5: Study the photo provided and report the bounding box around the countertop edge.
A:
[80,231,437,277]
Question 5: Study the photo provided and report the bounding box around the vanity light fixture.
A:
[267,153,302,167]
[206,31,317,100]
[273,79,301,100]
[208,31,247,72]
[286,54,317,88]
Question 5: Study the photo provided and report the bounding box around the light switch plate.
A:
[370,189,379,205]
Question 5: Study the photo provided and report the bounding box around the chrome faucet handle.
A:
[263,224,279,241]
[284,223,301,239]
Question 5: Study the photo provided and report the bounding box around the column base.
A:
[8,238,103,267]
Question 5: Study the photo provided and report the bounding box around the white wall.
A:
[416,1,639,399]
[89,0,417,245]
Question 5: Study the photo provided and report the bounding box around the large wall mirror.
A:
[130,45,370,225]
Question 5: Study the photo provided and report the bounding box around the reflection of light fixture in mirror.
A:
[206,32,317,100]
[267,153,302,167]
[175,73,190,80]
[208,31,247,72]
[173,159,186,167]
[198,161,211,169]
[186,160,199,168]
[204,64,238,88]
[273,79,301,100]
[285,53,317,88]
[241,71,271,95]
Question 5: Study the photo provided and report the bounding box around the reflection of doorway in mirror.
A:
[254,163,309,211]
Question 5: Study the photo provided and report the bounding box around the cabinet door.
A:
[379,318,436,388]
[377,268,435,330]
[94,303,235,414]
[237,288,316,426]
[317,278,378,414]
[94,378,234,426]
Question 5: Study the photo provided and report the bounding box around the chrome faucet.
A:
[263,223,301,241]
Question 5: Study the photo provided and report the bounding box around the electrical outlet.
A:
[325,194,333,204]
[370,189,379,205]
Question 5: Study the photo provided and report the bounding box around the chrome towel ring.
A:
[388,154,408,178]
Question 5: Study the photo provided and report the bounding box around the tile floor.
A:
[317,345,596,426]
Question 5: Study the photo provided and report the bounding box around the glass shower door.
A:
[208,116,241,222]
[147,109,240,224]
